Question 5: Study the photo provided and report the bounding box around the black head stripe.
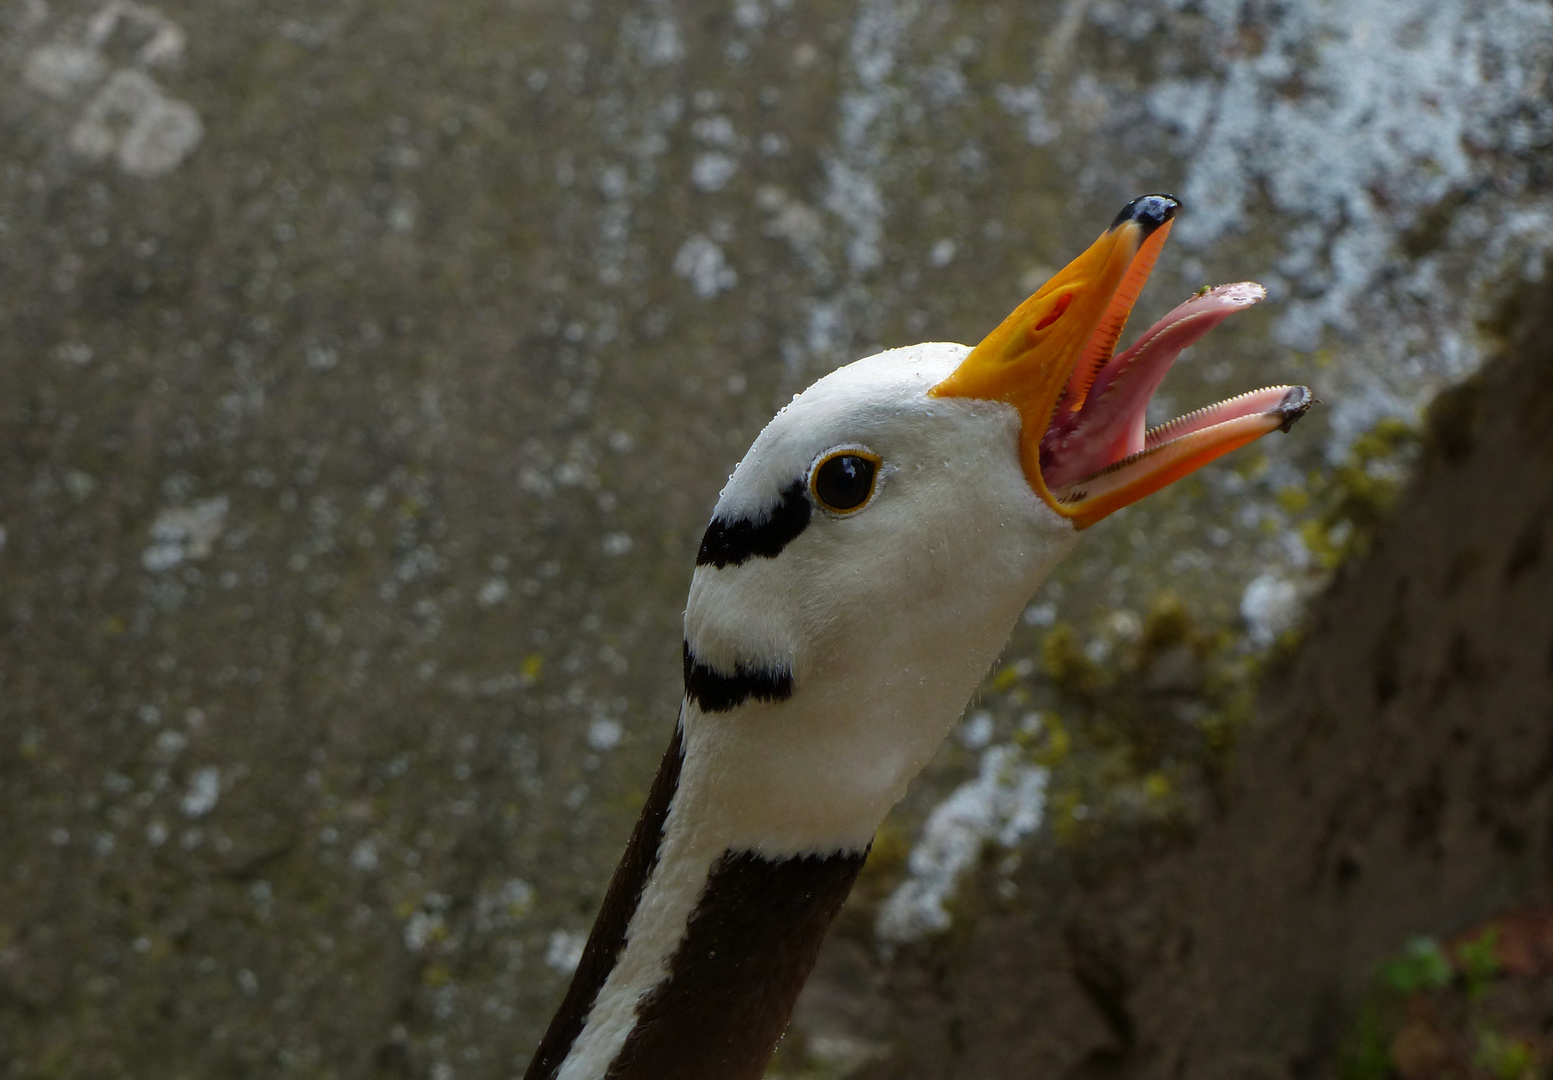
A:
[696,480,811,569]
[683,641,793,713]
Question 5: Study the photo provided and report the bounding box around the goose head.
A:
[682,193,1309,857]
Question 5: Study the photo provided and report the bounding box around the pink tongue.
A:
[1040,282,1265,489]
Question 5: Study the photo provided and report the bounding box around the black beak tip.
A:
[1274,385,1315,433]
[1110,194,1181,236]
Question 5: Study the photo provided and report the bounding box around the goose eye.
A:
[811,451,880,513]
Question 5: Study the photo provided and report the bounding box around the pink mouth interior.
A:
[1038,282,1270,490]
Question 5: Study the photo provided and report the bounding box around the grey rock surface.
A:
[0,0,1549,1076]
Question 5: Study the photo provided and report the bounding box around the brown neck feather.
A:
[605,846,867,1080]
[524,724,685,1080]
[525,723,869,1080]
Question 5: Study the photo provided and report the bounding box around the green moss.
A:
[1337,1000,1396,1080]
[1474,1030,1535,1080]
[1379,937,1453,994]
[1337,930,1546,1080]
[1455,927,1501,1002]
[1032,592,1258,846]
[1289,417,1421,570]
[833,822,911,940]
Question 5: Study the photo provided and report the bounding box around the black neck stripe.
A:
[605,846,869,1080]
[696,480,811,569]
[683,641,794,713]
[523,725,685,1080]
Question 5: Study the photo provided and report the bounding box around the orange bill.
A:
[930,195,1313,528]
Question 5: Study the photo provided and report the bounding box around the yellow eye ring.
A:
[809,448,882,514]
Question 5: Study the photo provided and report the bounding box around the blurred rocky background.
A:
[0,0,1549,1077]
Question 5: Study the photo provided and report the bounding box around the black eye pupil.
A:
[814,454,876,511]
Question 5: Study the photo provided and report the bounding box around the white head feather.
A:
[682,341,1079,856]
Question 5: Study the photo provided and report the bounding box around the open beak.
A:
[931,194,1313,529]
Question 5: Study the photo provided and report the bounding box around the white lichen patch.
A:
[476,577,511,607]
[994,82,1059,146]
[957,710,994,749]
[24,44,108,99]
[70,69,204,179]
[85,2,188,67]
[690,152,738,192]
[142,496,228,571]
[691,114,739,147]
[621,6,685,67]
[544,928,587,973]
[349,839,380,872]
[474,878,535,933]
[23,3,203,178]
[926,237,956,268]
[672,235,737,298]
[876,743,1048,944]
[823,0,921,277]
[404,910,445,953]
[586,718,623,752]
[756,185,830,277]
[179,766,220,818]
[1239,573,1302,646]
